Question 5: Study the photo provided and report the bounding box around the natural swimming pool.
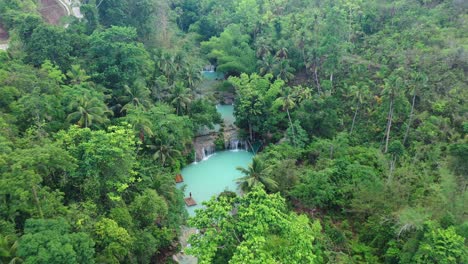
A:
[201,70,224,80]
[216,104,235,126]
[178,150,253,216]
[180,76,252,216]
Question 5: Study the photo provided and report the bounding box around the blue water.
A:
[201,71,224,80]
[216,104,235,126]
[178,150,253,216]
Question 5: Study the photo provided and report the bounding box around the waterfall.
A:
[202,145,216,160]
[203,65,215,72]
[230,139,239,151]
[227,139,250,152]
[193,151,197,164]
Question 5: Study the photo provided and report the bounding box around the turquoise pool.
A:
[178,150,253,216]
[201,71,224,80]
[216,104,235,126]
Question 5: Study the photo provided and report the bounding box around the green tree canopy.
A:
[17,218,95,264]
[55,125,138,206]
[201,24,256,76]
[87,26,153,95]
[188,186,322,263]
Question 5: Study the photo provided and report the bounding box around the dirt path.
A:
[173,226,198,264]
[39,0,67,25]
[39,0,85,25]
[0,25,8,41]
[0,24,9,51]
[56,0,71,16]
[1,1,82,51]
[64,0,83,18]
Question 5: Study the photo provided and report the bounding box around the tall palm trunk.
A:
[301,47,307,75]
[32,186,44,219]
[139,129,145,142]
[388,154,397,183]
[313,65,322,94]
[350,103,359,134]
[287,108,296,145]
[403,92,416,146]
[384,97,394,153]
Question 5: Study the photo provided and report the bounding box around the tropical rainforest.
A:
[0,0,466,263]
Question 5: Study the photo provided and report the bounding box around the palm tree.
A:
[67,94,112,128]
[158,52,176,82]
[276,87,297,143]
[148,140,181,167]
[119,80,152,113]
[66,64,90,85]
[274,59,295,82]
[255,37,272,58]
[403,72,426,146]
[181,63,202,91]
[293,85,312,103]
[236,157,278,192]
[275,47,289,59]
[172,52,184,72]
[151,75,171,102]
[258,54,276,76]
[382,72,404,153]
[348,83,369,135]
[170,81,192,115]
[125,107,153,142]
[0,234,21,264]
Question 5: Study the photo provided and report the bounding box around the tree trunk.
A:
[301,48,307,75]
[388,154,397,183]
[32,186,44,219]
[348,17,353,43]
[330,72,333,92]
[287,108,296,145]
[97,0,105,8]
[350,103,359,134]
[384,97,394,153]
[249,121,253,141]
[314,66,322,94]
[403,92,416,146]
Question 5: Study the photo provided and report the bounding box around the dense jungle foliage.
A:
[0,0,466,263]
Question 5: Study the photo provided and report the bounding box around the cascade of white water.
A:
[232,139,239,151]
[201,145,216,160]
[227,139,253,152]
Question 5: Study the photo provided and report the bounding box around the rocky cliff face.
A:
[193,126,244,162]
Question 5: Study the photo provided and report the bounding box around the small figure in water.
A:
[189,192,192,198]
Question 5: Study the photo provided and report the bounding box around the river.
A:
[178,97,252,216]
[173,72,253,263]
